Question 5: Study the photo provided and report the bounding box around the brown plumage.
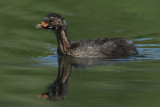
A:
[36,13,138,57]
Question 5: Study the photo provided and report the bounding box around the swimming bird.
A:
[36,13,138,57]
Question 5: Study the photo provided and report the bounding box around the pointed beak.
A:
[35,22,49,28]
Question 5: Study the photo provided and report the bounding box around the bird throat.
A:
[55,28,71,56]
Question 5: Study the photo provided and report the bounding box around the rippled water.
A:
[35,38,160,67]
[1,0,160,107]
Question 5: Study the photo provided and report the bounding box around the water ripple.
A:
[34,43,160,67]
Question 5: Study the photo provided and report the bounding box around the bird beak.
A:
[35,22,49,28]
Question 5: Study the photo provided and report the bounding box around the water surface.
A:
[0,0,160,107]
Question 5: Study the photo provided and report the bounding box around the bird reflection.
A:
[39,56,71,100]
[39,55,134,101]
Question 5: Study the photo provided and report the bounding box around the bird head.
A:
[36,13,67,31]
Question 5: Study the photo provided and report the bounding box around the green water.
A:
[0,0,160,107]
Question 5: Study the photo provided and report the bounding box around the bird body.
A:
[70,38,137,57]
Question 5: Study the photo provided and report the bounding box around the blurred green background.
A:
[0,0,160,107]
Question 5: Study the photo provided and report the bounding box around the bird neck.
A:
[54,28,71,55]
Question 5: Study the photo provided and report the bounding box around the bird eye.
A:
[48,19,52,22]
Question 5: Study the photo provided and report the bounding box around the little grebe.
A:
[36,13,138,57]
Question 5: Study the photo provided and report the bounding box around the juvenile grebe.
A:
[36,13,138,57]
